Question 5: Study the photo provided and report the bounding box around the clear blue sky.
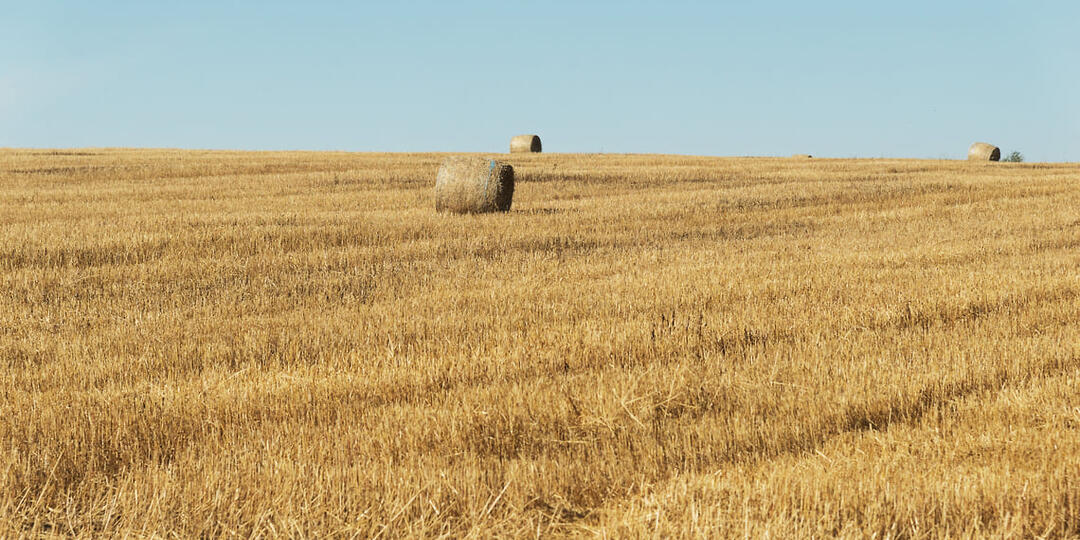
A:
[2,1,1077,161]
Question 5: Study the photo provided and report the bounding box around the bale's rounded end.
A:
[434,157,515,214]
[968,142,1000,162]
[510,134,542,153]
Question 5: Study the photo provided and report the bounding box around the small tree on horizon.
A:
[1002,151,1024,162]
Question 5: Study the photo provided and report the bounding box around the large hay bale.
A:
[791,154,813,159]
[510,134,542,153]
[434,157,514,214]
[968,142,1000,161]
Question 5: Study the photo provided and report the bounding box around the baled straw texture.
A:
[434,157,515,214]
[510,134,542,153]
[968,142,1001,161]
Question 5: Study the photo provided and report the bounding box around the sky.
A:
[1,1,1078,161]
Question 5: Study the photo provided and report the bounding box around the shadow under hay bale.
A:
[434,157,515,214]
[968,142,1000,161]
[510,134,542,153]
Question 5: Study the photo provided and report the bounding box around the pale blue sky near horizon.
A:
[1,1,1077,161]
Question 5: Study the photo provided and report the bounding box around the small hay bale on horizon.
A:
[968,142,1000,161]
[434,157,515,214]
[791,154,813,159]
[510,134,542,153]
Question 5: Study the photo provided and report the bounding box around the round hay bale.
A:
[434,157,514,214]
[791,154,813,159]
[510,134,542,153]
[968,142,1000,161]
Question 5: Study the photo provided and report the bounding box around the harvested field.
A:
[1,149,1079,537]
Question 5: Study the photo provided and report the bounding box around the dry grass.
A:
[1,149,1079,537]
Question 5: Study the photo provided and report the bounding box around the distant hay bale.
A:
[968,142,1000,161]
[510,134,542,153]
[434,157,515,214]
[791,154,813,159]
